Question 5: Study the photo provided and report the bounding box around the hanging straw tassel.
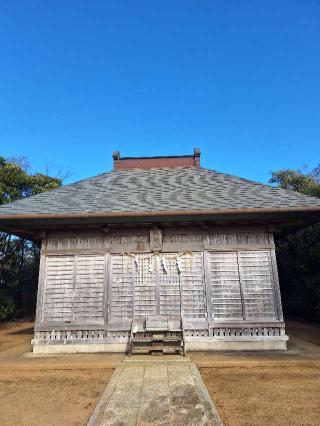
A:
[160,256,167,273]
[148,256,154,273]
[176,256,182,274]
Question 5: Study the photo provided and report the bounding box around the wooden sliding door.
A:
[109,252,207,322]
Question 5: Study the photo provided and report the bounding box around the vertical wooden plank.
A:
[237,252,246,320]
[35,254,46,326]
[207,252,243,320]
[133,254,157,317]
[73,255,105,324]
[109,254,134,321]
[180,252,207,319]
[42,255,75,323]
[104,253,110,325]
[203,251,213,320]
[270,249,284,321]
[158,253,181,318]
[155,254,160,316]
[238,250,277,320]
[72,254,77,322]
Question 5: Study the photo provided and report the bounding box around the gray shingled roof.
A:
[0,167,320,217]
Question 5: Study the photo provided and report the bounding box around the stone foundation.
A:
[32,324,288,354]
[32,336,288,354]
[32,342,128,354]
[185,337,288,351]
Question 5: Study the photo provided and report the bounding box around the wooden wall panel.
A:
[42,256,75,323]
[39,228,283,329]
[42,255,106,324]
[110,254,134,321]
[208,232,270,246]
[207,252,243,320]
[134,254,157,317]
[207,250,279,321]
[73,255,105,324]
[158,254,181,317]
[180,253,207,319]
[44,236,109,252]
[238,251,277,320]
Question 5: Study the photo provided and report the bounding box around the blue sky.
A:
[0,0,319,184]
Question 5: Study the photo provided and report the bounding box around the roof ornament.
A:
[112,148,201,170]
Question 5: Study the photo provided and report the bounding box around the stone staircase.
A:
[128,316,185,356]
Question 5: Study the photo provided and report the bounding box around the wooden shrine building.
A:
[1,149,320,354]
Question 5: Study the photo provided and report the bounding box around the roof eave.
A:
[1,205,320,221]
[0,206,320,239]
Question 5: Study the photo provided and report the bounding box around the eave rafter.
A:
[0,208,317,242]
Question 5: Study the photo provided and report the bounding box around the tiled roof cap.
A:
[112,148,201,170]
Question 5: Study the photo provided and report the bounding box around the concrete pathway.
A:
[87,357,223,426]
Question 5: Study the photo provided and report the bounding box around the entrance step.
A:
[123,355,191,363]
[131,346,183,355]
[132,336,182,343]
[129,316,185,356]
[145,316,169,331]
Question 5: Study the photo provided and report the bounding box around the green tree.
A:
[0,157,61,321]
[269,165,320,322]
[270,165,320,198]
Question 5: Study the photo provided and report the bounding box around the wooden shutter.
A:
[180,252,206,319]
[158,253,181,317]
[134,254,157,317]
[238,251,277,319]
[73,255,105,324]
[207,252,243,320]
[42,254,106,324]
[110,254,134,321]
[42,256,75,323]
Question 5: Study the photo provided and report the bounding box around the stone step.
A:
[132,336,182,343]
[129,317,185,356]
[131,346,184,355]
[132,343,183,350]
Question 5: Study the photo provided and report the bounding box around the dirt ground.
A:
[1,321,320,426]
[195,321,320,426]
[201,364,320,426]
[0,322,123,426]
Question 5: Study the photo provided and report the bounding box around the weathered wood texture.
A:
[73,255,105,323]
[109,254,134,322]
[158,253,181,317]
[37,227,284,339]
[179,252,207,319]
[41,255,105,325]
[207,252,243,320]
[206,250,279,321]
[42,225,274,255]
[134,254,157,317]
[238,250,277,320]
[42,255,74,323]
